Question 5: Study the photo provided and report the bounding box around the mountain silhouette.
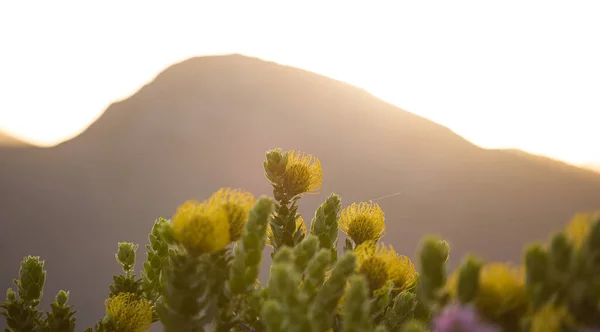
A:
[0,131,30,146]
[1,54,599,330]
[584,164,600,173]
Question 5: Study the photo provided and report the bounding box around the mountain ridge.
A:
[0,131,30,147]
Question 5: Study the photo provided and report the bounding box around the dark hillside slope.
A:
[1,54,599,329]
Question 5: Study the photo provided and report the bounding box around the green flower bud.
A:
[268,263,301,304]
[395,291,418,316]
[383,290,418,330]
[549,233,572,272]
[418,236,449,299]
[293,235,319,272]
[524,244,548,286]
[116,242,138,271]
[157,221,176,245]
[229,197,273,294]
[56,290,69,306]
[457,255,483,304]
[309,193,342,252]
[6,288,16,302]
[273,246,294,264]
[342,275,372,332]
[264,148,289,185]
[303,249,332,299]
[310,252,357,332]
[586,214,600,253]
[18,255,46,303]
[261,300,284,332]
[142,218,170,305]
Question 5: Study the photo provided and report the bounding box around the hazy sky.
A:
[0,1,599,166]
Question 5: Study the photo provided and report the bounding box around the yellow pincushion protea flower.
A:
[266,215,306,247]
[564,211,599,249]
[172,200,230,255]
[530,303,575,332]
[105,292,152,332]
[339,202,385,245]
[207,188,256,242]
[282,150,323,196]
[448,262,528,320]
[354,242,417,293]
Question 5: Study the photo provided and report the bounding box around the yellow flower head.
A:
[449,262,528,320]
[530,304,575,332]
[282,150,323,196]
[564,211,599,249]
[172,200,230,255]
[266,215,306,248]
[207,188,256,242]
[339,202,386,245]
[105,292,152,332]
[354,242,417,293]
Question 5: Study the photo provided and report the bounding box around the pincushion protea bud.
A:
[282,150,322,196]
[474,263,528,322]
[116,242,138,271]
[529,303,575,332]
[105,292,152,332]
[354,242,417,294]
[171,200,230,255]
[339,202,385,246]
[17,255,46,303]
[207,187,256,242]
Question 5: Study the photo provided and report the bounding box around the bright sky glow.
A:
[0,1,599,166]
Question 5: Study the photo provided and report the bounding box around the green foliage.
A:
[342,275,374,332]
[1,256,46,332]
[229,197,274,295]
[142,218,171,305]
[2,148,600,332]
[455,255,483,305]
[42,290,77,332]
[310,193,343,261]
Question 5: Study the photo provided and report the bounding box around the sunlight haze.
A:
[0,1,599,166]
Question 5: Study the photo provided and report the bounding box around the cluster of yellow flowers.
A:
[445,261,527,321]
[96,146,600,332]
[354,242,417,293]
[171,188,256,255]
[105,292,153,332]
[170,149,417,297]
[443,211,600,331]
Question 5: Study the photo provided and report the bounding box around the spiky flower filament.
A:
[105,292,152,332]
[354,242,417,293]
[447,262,528,321]
[171,200,230,255]
[207,187,256,242]
[282,150,322,196]
[339,202,385,245]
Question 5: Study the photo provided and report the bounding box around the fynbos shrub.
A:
[2,148,599,332]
